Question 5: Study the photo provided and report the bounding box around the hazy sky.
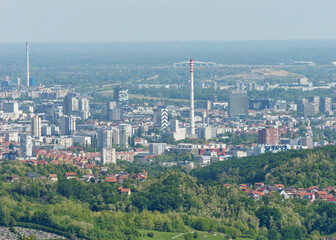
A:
[1,0,336,42]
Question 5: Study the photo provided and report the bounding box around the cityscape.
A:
[2,44,335,165]
[0,41,336,240]
[1,0,336,240]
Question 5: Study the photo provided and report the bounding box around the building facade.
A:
[101,148,116,164]
[258,127,280,145]
[31,116,42,137]
[20,134,33,158]
[61,115,76,135]
[229,90,248,118]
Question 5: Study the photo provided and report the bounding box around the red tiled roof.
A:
[120,188,131,193]
[119,175,129,179]
[65,172,76,176]
[319,194,334,199]
[105,177,118,183]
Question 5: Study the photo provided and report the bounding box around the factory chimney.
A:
[26,42,29,87]
[190,59,195,135]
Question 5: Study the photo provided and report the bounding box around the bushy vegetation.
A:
[192,145,336,187]
[1,146,336,239]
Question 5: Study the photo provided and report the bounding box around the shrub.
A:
[184,233,193,240]
[147,232,154,237]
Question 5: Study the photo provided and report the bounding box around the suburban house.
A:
[118,187,131,196]
[49,174,58,182]
[65,172,76,180]
[26,172,40,179]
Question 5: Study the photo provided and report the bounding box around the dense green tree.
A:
[256,206,282,229]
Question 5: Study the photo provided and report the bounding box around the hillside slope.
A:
[192,145,336,187]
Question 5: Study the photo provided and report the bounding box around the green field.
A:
[138,229,253,240]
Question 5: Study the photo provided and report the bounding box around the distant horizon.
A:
[1,39,336,44]
[1,0,336,42]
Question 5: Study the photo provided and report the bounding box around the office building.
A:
[298,99,308,114]
[228,90,248,118]
[249,100,272,111]
[42,126,52,136]
[198,127,212,140]
[3,102,19,113]
[107,101,121,121]
[298,99,315,118]
[154,108,169,132]
[6,132,19,142]
[113,87,128,107]
[196,100,212,110]
[170,119,179,132]
[274,100,286,111]
[149,143,167,155]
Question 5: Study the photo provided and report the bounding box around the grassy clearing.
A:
[138,230,181,240]
[138,229,253,240]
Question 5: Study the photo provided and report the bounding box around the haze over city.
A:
[1,0,336,42]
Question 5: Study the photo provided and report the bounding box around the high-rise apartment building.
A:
[20,134,33,158]
[112,129,119,146]
[308,96,320,114]
[101,148,116,164]
[320,97,332,114]
[79,98,90,119]
[31,116,42,137]
[258,127,280,145]
[61,115,76,135]
[97,129,113,149]
[63,94,79,116]
[119,124,132,148]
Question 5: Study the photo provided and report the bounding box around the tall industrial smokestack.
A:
[190,59,195,135]
[26,42,29,87]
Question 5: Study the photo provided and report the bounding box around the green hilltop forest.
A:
[192,145,336,187]
[0,146,336,239]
